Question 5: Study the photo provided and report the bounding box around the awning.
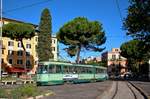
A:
[6,67,30,73]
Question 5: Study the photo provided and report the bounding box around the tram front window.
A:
[37,65,48,74]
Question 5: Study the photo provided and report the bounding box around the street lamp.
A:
[0,0,3,80]
[148,59,150,80]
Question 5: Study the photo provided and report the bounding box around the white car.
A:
[63,74,78,81]
[2,72,8,77]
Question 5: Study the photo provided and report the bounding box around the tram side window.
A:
[101,69,105,73]
[63,66,76,73]
[102,69,106,73]
[38,65,42,73]
[48,66,53,73]
[48,65,61,73]
[96,68,104,73]
[42,65,48,74]
[69,67,75,73]
[74,67,80,73]
[64,66,69,73]
[87,67,93,74]
[96,68,100,73]
[80,67,88,73]
[80,67,84,73]
[85,67,92,73]
[56,65,61,73]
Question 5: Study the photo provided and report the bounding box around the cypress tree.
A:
[37,8,53,61]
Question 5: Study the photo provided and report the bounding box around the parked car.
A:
[124,72,133,79]
[2,72,8,77]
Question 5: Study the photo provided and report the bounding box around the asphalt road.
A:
[39,81,112,99]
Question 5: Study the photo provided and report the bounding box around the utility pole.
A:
[0,0,3,81]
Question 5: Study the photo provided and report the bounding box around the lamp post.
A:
[0,0,3,81]
[148,59,150,80]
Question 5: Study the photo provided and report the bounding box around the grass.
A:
[0,84,53,99]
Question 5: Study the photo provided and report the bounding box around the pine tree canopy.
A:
[57,17,106,63]
[3,22,35,50]
[124,0,150,44]
[123,0,150,59]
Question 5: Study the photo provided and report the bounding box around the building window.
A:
[53,39,55,44]
[17,51,23,56]
[119,55,121,59]
[35,45,37,49]
[35,61,38,65]
[1,58,4,63]
[26,52,30,56]
[112,55,116,60]
[26,60,31,66]
[8,59,13,64]
[18,42,22,47]
[115,49,118,51]
[8,50,14,55]
[2,49,4,54]
[52,47,55,51]
[17,59,23,64]
[26,44,31,49]
[8,41,14,46]
[35,37,38,42]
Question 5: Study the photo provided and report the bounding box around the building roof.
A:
[2,17,38,27]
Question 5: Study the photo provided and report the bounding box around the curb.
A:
[27,92,54,99]
[96,81,116,99]
[128,81,149,99]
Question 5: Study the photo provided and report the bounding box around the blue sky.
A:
[3,0,131,62]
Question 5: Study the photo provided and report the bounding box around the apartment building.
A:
[0,17,58,74]
[51,36,58,61]
[102,48,127,76]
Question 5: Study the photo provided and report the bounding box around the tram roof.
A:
[39,61,107,69]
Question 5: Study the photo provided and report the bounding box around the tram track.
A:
[126,81,137,99]
[111,81,118,99]
[111,81,145,99]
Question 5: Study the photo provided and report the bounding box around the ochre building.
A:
[0,17,58,74]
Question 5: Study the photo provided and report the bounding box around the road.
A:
[1,80,148,99]
[39,81,112,99]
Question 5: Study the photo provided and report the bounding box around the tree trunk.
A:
[20,39,27,74]
[20,38,25,51]
[76,46,81,64]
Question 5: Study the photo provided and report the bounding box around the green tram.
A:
[36,61,108,85]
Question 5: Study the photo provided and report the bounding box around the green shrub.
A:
[11,84,39,98]
[0,84,51,99]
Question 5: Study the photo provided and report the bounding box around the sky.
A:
[3,0,131,62]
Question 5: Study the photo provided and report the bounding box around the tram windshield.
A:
[37,64,48,74]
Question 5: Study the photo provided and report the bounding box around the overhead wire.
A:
[3,0,52,14]
[115,0,123,22]
[114,0,129,42]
